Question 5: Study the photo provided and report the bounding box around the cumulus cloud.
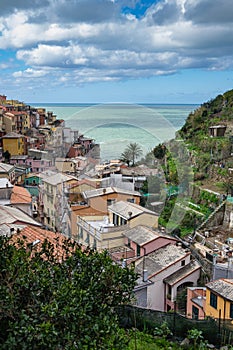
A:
[13,68,49,78]
[1,0,233,90]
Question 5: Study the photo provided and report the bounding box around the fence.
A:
[116,305,233,346]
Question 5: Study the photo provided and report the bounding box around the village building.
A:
[39,171,78,233]
[133,244,201,311]
[209,125,227,137]
[0,162,15,183]
[186,287,206,320]
[55,157,88,176]
[2,132,26,156]
[108,200,158,229]
[0,204,41,230]
[0,178,13,204]
[2,112,17,133]
[10,185,32,215]
[205,279,233,323]
[81,187,141,214]
[75,200,159,251]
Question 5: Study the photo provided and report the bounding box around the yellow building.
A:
[205,279,233,322]
[21,113,31,134]
[2,132,25,156]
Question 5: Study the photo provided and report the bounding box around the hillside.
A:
[154,90,233,236]
[179,89,233,193]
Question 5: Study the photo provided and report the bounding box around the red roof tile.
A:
[9,225,81,261]
[11,185,31,204]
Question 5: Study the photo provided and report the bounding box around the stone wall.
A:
[223,201,233,228]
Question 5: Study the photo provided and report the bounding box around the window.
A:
[192,305,199,320]
[85,233,90,245]
[137,244,140,257]
[113,213,118,225]
[210,292,217,309]
[107,199,115,206]
[79,227,83,239]
[127,198,135,203]
[230,303,233,319]
[181,260,185,266]
[120,217,127,225]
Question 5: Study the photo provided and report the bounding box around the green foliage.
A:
[178,89,233,177]
[158,197,176,227]
[127,329,179,350]
[0,236,137,349]
[187,329,208,350]
[3,150,11,163]
[200,190,219,205]
[153,144,166,160]
[154,322,172,339]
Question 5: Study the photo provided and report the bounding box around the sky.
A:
[0,0,233,104]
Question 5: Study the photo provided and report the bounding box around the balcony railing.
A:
[77,217,101,241]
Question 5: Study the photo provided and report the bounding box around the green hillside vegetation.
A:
[151,89,233,235]
[179,89,233,184]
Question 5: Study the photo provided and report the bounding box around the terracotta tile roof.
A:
[71,205,105,216]
[11,185,32,204]
[69,179,96,189]
[9,225,78,261]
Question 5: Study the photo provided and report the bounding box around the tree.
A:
[0,236,137,349]
[153,143,166,160]
[121,142,143,166]
[3,150,11,163]
[120,149,132,166]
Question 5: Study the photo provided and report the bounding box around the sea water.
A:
[32,103,198,161]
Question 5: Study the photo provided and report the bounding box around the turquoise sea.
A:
[33,103,198,161]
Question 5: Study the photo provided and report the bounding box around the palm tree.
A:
[120,149,132,166]
[121,142,143,166]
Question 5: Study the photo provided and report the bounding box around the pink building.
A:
[186,287,206,320]
[124,225,177,258]
[133,244,201,311]
[26,158,52,173]
[10,155,28,166]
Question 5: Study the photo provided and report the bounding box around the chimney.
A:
[143,269,148,282]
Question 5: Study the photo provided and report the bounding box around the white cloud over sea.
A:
[0,0,233,102]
